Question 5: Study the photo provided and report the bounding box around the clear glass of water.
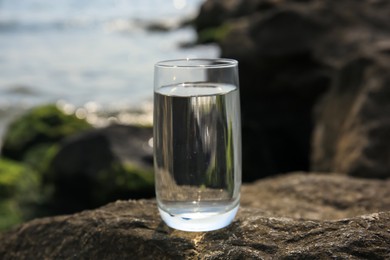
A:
[153,58,241,232]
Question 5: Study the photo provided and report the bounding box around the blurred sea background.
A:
[0,0,218,139]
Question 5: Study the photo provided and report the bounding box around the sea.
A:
[0,0,219,141]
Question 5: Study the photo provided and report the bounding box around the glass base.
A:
[158,204,239,232]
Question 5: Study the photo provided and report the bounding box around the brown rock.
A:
[1,173,389,259]
[241,172,390,220]
[311,55,390,178]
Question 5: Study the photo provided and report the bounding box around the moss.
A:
[23,144,59,177]
[197,23,231,44]
[0,159,37,198]
[0,159,40,231]
[1,104,91,160]
[92,162,155,205]
[0,200,23,231]
[121,162,155,190]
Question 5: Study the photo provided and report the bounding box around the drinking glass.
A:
[153,58,241,231]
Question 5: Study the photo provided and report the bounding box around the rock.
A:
[195,0,332,180]
[194,0,390,181]
[1,173,389,259]
[0,104,91,161]
[311,54,390,178]
[46,124,154,214]
[241,172,390,220]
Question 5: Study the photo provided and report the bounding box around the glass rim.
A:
[155,58,238,69]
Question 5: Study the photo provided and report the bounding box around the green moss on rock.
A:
[0,200,23,231]
[118,162,154,192]
[0,159,37,198]
[23,144,59,177]
[0,159,40,231]
[91,162,155,207]
[1,104,91,161]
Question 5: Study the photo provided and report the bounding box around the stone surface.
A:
[194,0,390,181]
[46,124,154,214]
[1,173,390,259]
[241,172,390,220]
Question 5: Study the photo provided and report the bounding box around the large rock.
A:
[196,0,332,180]
[241,172,390,220]
[194,0,390,181]
[311,54,390,178]
[1,173,389,259]
[46,124,155,214]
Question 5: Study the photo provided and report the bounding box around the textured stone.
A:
[1,173,389,259]
[241,172,390,220]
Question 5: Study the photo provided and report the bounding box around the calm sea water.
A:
[0,0,219,138]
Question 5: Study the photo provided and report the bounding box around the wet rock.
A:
[46,124,154,214]
[1,173,389,259]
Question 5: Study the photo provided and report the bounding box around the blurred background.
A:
[0,0,217,138]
